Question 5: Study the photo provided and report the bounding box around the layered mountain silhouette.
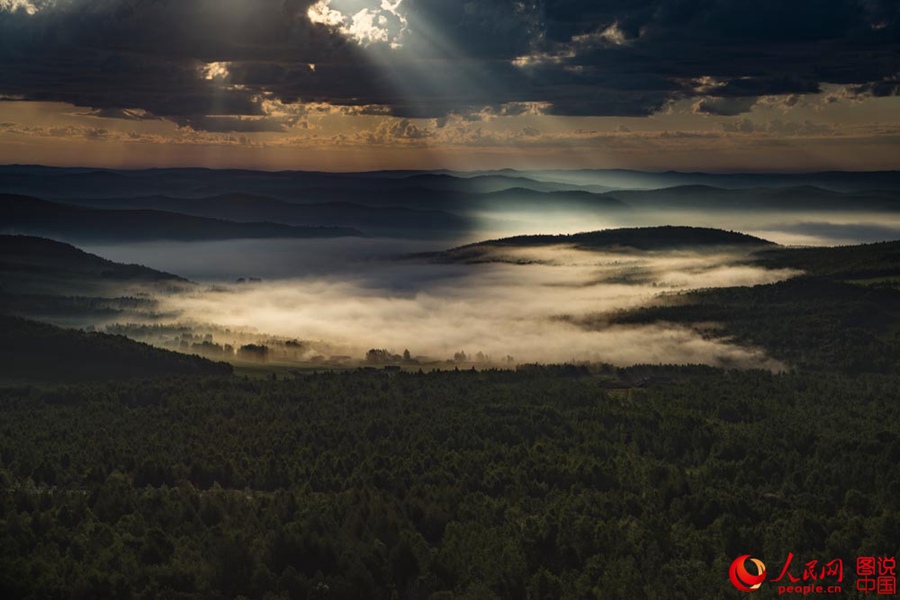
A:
[2,167,899,244]
[0,194,361,242]
[59,193,474,237]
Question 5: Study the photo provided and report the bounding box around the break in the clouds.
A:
[0,0,897,130]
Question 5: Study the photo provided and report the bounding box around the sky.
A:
[0,0,898,172]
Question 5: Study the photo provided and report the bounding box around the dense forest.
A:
[1,234,899,598]
[1,367,898,599]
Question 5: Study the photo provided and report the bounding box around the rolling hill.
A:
[0,194,362,242]
[58,193,474,238]
[0,315,232,383]
[421,226,776,263]
[0,235,190,320]
[0,234,189,296]
[0,234,186,281]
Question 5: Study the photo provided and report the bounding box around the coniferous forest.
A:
[1,366,898,599]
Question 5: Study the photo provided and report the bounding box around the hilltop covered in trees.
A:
[0,316,232,383]
[421,226,776,263]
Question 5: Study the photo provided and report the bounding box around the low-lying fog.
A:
[83,237,803,370]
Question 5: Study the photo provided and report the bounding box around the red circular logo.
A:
[729,555,767,592]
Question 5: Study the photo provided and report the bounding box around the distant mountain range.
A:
[59,193,474,237]
[0,194,362,242]
[2,167,900,243]
[2,166,899,199]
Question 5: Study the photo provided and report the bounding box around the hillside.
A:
[422,226,776,263]
[0,194,362,242]
[0,315,232,383]
[752,239,900,281]
[0,236,192,323]
[610,239,900,374]
[0,235,188,299]
[0,234,186,282]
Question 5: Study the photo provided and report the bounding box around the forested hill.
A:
[0,235,186,283]
[468,226,775,250]
[0,315,232,383]
[752,239,900,280]
[611,239,900,375]
[422,226,776,263]
[0,235,191,303]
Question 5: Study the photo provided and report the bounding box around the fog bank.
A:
[144,245,798,368]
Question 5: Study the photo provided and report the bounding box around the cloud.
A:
[78,107,161,121]
[854,74,900,97]
[694,97,757,116]
[0,0,39,15]
[0,120,262,146]
[176,115,295,134]
[308,0,408,47]
[720,118,834,136]
[0,0,897,125]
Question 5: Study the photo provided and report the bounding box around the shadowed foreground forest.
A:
[1,366,899,599]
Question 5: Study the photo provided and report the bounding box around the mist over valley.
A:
[4,167,898,371]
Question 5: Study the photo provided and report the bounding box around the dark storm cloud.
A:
[855,77,900,97]
[695,97,757,116]
[0,0,897,127]
[177,115,292,133]
[0,0,373,128]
